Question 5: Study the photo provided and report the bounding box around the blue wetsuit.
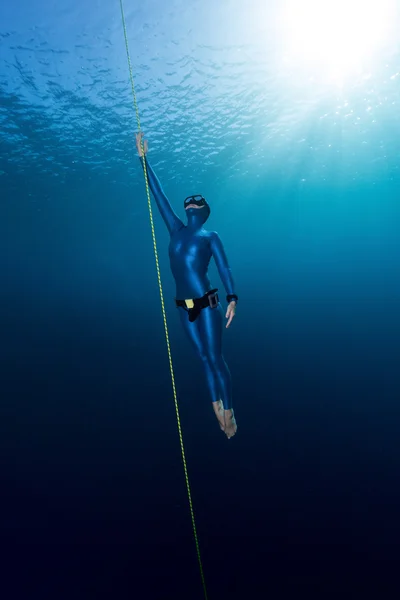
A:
[140,156,236,410]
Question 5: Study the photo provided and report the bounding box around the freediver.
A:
[136,133,238,439]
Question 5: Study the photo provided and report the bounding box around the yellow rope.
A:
[118,2,208,599]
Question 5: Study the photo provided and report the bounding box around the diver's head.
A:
[184,194,210,227]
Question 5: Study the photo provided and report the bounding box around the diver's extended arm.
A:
[136,133,183,235]
[210,232,236,298]
[139,156,183,234]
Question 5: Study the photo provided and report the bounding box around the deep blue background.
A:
[1,1,400,598]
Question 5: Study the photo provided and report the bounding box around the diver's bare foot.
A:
[224,409,237,439]
[213,400,225,431]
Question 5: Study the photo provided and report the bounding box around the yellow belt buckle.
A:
[185,299,194,309]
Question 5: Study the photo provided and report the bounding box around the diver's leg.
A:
[177,307,225,430]
[198,304,237,439]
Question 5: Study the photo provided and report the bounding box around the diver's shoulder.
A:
[207,230,223,243]
[205,229,220,238]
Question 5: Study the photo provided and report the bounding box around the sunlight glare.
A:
[282,0,394,84]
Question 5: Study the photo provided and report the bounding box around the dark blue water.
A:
[1,1,400,598]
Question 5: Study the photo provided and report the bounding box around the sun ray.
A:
[281,0,395,85]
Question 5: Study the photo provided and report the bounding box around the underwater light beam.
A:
[282,0,394,84]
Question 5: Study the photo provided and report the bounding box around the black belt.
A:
[175,289,219,322]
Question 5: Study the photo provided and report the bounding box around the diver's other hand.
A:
[225,301,236,328]
[136,132,148,157]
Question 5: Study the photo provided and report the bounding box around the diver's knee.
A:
[197,351,209,364]
[207,350,222,363]
[206,356,224,372]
